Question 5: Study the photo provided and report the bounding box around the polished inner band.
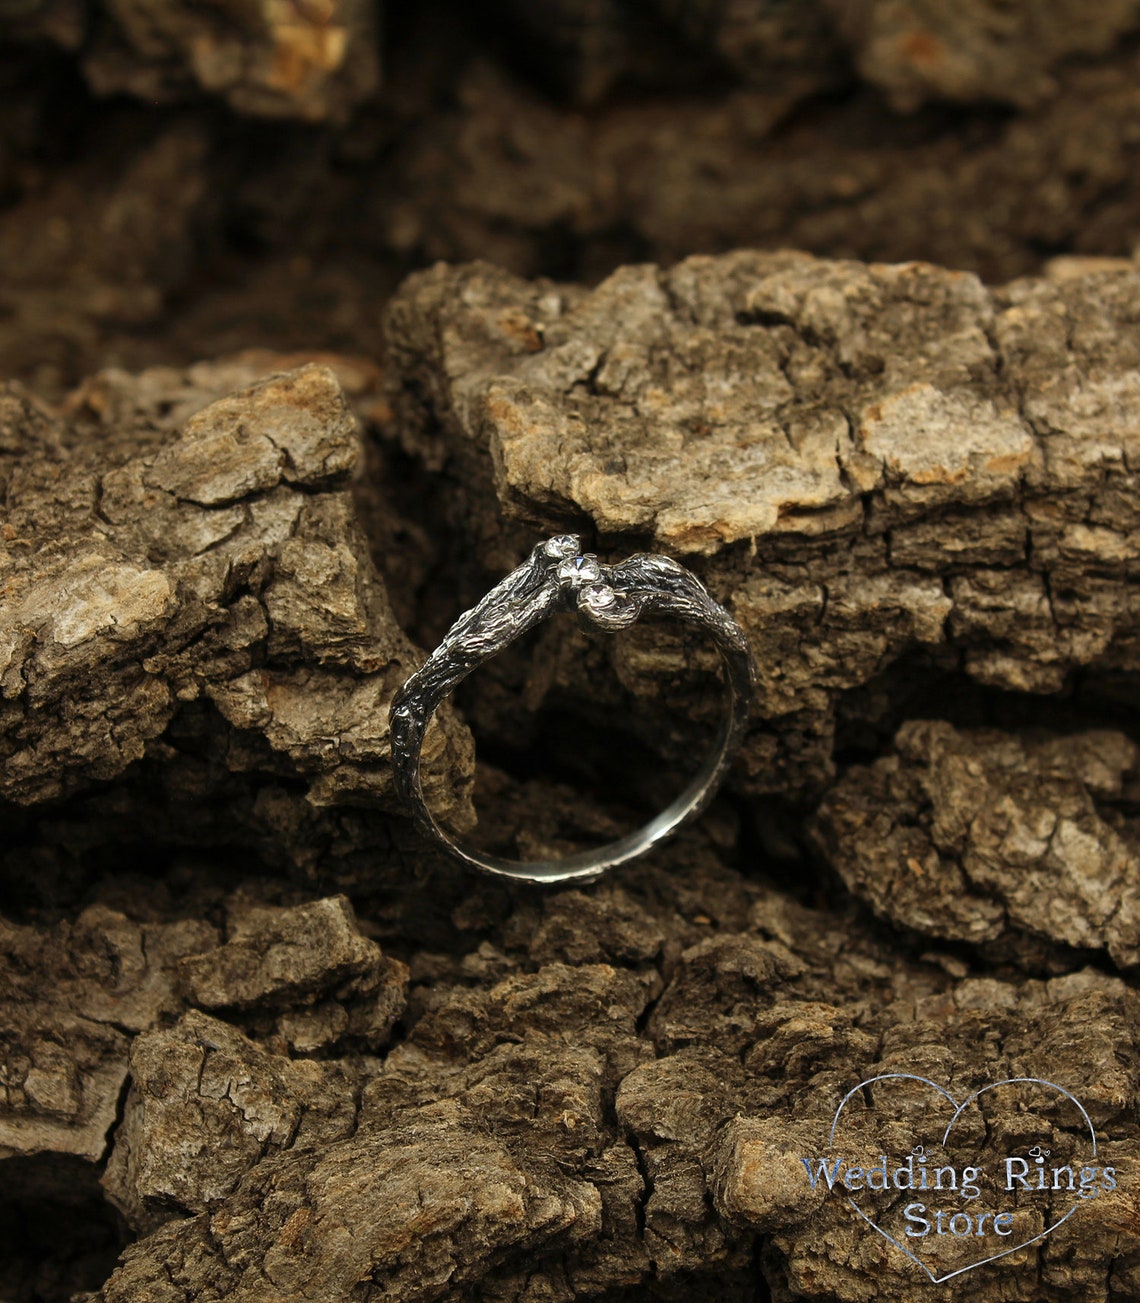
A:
[388,534,756,883]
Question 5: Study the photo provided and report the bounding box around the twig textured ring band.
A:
[389,535,757,883]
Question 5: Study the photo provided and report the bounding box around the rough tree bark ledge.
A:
[1,250,1139,1302]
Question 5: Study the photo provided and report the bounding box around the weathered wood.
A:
[0,359,473,825]
[383,251,1140,799]
[89,860,1140,1303]
[6,0,380,121]
[1,253,1138,1301]
[2,1,1140,1297]
[7,3,1140,397]
[813,720,1140,968]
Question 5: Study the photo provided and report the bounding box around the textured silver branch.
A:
[389,535,756,882]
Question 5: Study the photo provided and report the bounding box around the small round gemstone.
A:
[543,534,581,560]
[556,555,601,586]
[580,583,616,610]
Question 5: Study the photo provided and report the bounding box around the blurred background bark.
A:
[3,0,1140,396]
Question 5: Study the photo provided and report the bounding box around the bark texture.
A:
[384,251,1140,798]
[3,5,1140,1302]
[813,721,1140,967]
[0,356,472,827]
[1,254,1139,1302]
[7,0,380,121]
[6,2,1140,393]
[87,871,1140,1303]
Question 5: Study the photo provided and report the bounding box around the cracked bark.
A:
[382,251,1140,799]
[1,261,1139,1301]
[7,0,380,122]
[0,357,473,824]
[8,3,1140,396]
[812,721,1140,968]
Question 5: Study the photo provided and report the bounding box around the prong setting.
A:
[579,582,616,612]
[543,534,581,561]
[556,554,602,588]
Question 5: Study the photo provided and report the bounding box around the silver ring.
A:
[388,535,756,883]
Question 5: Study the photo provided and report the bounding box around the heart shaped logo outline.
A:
[828,1073,1098,1284]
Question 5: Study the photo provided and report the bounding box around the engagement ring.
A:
[389,535,756,882]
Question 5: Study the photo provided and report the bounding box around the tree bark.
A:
[2,252,1139,1301]
[384,251,1140,798]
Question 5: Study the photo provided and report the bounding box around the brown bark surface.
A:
[3,5,1140,1303]
[4,2,1140,393]
[384,252,1140,798]
[1,257,1138,1302]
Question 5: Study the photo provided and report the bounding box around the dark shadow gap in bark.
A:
[0,1153,128,1303]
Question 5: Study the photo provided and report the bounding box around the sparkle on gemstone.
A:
[543,534,581,560]
[580,582,616,610]
[557,554,601,586]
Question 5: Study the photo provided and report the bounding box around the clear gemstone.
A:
[581,583,616,610]
[543,534,580,560]
[557,555,601,586]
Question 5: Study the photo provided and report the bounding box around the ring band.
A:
[388,535,756,883]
